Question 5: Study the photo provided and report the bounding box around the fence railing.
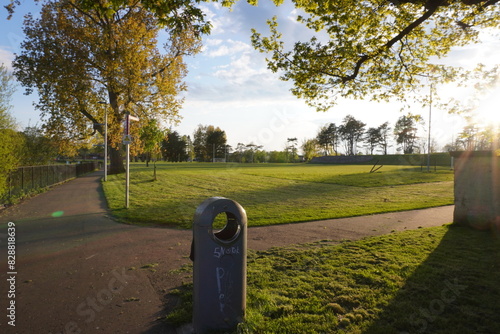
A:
[2,161,99,204]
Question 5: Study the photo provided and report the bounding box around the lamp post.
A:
[427,83,432,173]
[124,112,131,208]
[98,101,108,181]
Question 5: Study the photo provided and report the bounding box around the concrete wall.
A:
[452,151,500,230]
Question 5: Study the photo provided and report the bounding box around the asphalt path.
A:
[0,171,454,334]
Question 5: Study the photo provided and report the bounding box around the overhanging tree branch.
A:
[342,1,443,83]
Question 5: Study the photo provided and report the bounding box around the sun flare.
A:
[474,85,500,128]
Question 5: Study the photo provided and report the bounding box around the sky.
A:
[1,1,499,153]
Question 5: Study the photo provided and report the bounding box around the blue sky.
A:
[1,1,499,153]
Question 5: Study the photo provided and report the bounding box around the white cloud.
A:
[288,8,302,22]
[207,42,241,58]
[199,3,239,36]
[206,38,224,47]
[185,46,298,109]
[207,54,288,102]
[207,39,252,57]
[0,47,15,70]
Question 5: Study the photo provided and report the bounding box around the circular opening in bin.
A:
[212,212,241,242]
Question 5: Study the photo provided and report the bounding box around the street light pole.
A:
[126,137,130,208]
[125,112,130,208]
[427,83,432,172]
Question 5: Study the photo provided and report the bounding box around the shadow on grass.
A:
[146,225,500,333]
[363,225,500,334]
[144,265,194,334]
[110,168,452,229]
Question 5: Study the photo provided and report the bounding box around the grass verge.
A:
[102,163,454,228]
[166,224,500,333]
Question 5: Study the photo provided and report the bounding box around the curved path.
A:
[0,171,453,334]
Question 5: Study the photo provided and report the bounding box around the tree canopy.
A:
[338,115,366,156]
[20,126,59,165]
[251,0,500,111]
[316,123,339,155]
[5,0,212,34]
[0,64,23,196]
[13,0,202,173]
[193,124,227,161]
[139,118,165,165]
[0,64,17,129]
[394,113,422,154]
[162,131,189,161]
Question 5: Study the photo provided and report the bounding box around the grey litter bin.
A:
[191,197,247,333]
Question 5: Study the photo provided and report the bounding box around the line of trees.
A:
[446,118,500,152]
[134,112,499,165]
[312,114,422,158]
[135,124,300,163]
[310,113,499,161]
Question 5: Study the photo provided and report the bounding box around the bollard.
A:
[191,197,247,333]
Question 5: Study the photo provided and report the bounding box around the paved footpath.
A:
[0,171,453,334]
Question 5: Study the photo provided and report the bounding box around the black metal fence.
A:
[2,161,99,204]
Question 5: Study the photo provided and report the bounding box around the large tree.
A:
[20,126,59,165]
[301,138,321,161]
[364,121,393,155]
[251,0,500,111]
[365,127,381,155]
[193,124,209,161]
[316,123,339,156]
[338,115,366,155]
[13,0,202,174]
[139,119,165,167]
[206,126,227,161]
[193,124,227,162]
[377,121,392,155]
[162,130,188,162]
[0,64,24,197]
[394,113,422,154]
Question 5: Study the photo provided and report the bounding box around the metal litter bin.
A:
[191,197,247,333]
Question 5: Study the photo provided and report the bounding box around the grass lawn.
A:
[102,162,454,228]
[166,224,500,333]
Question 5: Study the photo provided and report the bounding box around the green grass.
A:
[165,224,500,333]
[238,164,453,187]
[353,153,454,167]
[102,163,454,228]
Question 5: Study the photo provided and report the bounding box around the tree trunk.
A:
[108,145,125,174]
